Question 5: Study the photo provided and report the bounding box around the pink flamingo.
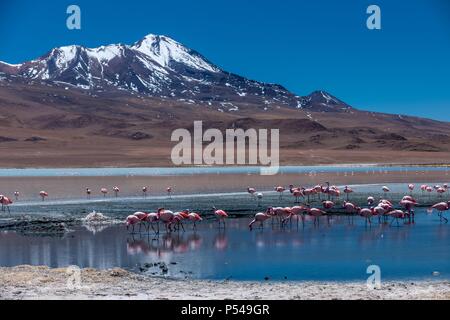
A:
[328,186,341,200]
[14,191,19,201]
[437,187,445,198]
[420,184,428,195]
[247,187,256,197]
[284,205,307,227]
[344,186,353,201]
[343,201,357,214]
[367,196,375,206]
[39,191,48,201]
[158,208,175,232]
[167,187,173,199]
[113,186,120,197]
[142,186,149,198]
[408,184,415,194]
[302,188,315,203]
[213,207,229,228]
[431,202,450,223]
[307,207,327,226]
[387,210,407,226]
[188,212,203,230]
[292,188,303,203]
[314,185,323,200]
[358,207,374,225]
[86,188,91,199]
[172,210,190,232]
[143,212,160,233]
[382,186,390,198]
[101,188,108,197]
[249,207,273,230]
[275,186,285,200]
[126,215,141,233]
[400,198,418,223]
[0,195,13,213]
[273,207,292,226]
[133,211,149,232]
[322,200,334,210]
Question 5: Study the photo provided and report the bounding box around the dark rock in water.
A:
[264,276,270,281]
[0,217,75,237]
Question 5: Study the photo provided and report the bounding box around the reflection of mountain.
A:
[1,35,449,166]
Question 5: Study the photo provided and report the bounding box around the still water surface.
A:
[1,209,449,281]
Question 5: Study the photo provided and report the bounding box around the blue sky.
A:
[0,0,449,121]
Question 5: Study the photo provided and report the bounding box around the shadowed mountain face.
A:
[0,34,449,167]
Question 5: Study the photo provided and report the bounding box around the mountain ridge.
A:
[0,33,353,113]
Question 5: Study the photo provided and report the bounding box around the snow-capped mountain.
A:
[0,34,352,112]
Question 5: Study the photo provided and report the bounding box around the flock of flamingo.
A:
[122,182,449,234]
[1,182,449,232]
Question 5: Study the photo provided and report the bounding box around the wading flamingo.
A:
[39,191,48,201]
[303,188,315,203]
[358,207,374,225]
[0,195,13,213]
[430,202,450,223]
[188,212,203,230]
[275,186,285,200]
[14,191,19,201]
[273,207,292,226]
[420,185,428,194]
[307,207,327,226]
[86,188,91,199]
[322,200,334,210]
[344,186,353,201]
[142,186,148,198]
[400,198,418,223]
[125,215,141,233]
[387,210,406,226]
[382,186,390,198]
[113,186,120,197]
[249,207,273,230]
[143,212,160,233]
[367,196,375,206]
[101,188,108,197]
[167,187,173,199]
[173,210,190,232]
[437,187,446,198]
[213,207,229,228]
[292,188,303,203]
[247,187,256,198]
[158,208,175,232]
[408,184,415,194]
[284,205,307,227]
[133,211,149,232]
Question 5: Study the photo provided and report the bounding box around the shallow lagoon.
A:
[1,208,448,281]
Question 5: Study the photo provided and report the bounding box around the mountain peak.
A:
[132,33,219,72]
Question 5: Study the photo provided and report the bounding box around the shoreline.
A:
[0,266,449,300]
